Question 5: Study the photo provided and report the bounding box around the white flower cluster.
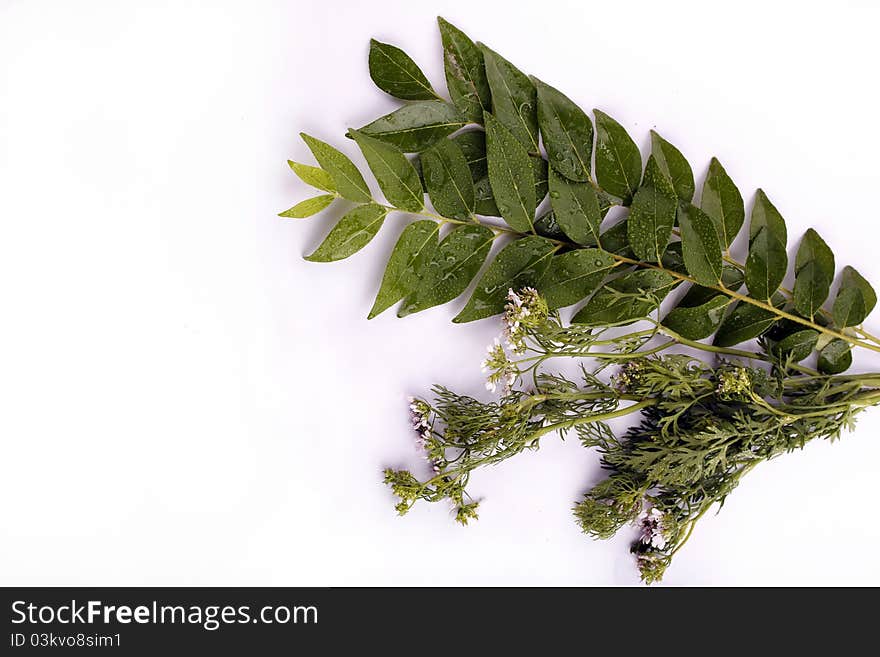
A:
[503,287,542,353]
[480,338,517,394]
[715,366,753,399]
[408,397,441,474]
[638,507,670,550]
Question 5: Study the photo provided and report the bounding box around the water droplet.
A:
[595,259,604,267]
[549,191,560,199]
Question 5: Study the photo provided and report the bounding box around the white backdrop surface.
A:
[2,0,880,585]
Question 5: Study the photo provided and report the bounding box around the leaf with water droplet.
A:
[438,17,490,123]
[817,338,852,374]
[713,293,785,347]
[279,194,335,218]
[700,157,744,249]
[678,203,722,285]
[484,112,535,232]
[547,168,601,246]
[349,130,423,212]
[421,139,475,221]
[287,160,336,193]
[599,220,634,257]
[572,269,679,326]
[480,44,538,150]
[744,190,788,301]
[368,38,437,101]
[368,220,440,318]
[305,203,388,262]
[793,228,835,319]
[662,295,731,340]
[300,133,371,203]
[540,249,615,309]
[453,130,488,179]
[662,265,743,340]
[454,236,557,322]
[532,156,548,206]
[627,156,677,263]
[357,101,468,153]
[400,225,495,316]
[533,209,566,240]
[594,110,642,205]
[650,131,694,202]
[534,77,593,182]
[772,329,818,363]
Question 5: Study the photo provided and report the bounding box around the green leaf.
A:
[305,203,388,262]
[700,157,744,250]
[772,329,818,363]
[349,130,423,212]
[650,131,694,202]
[300,133,372,203]
[833,266,876,327]
[357,101,468,153]
[662,295,732,340]
[678,203,722,285]
[572,270,678,326]
[540,249,616,309]
[594,110,642,205]
[548,168,601,246]
[533,209,566,241]
[817,339,852,374]
[368,38,437,101]
[473,176,500,216]
[745,230,787,302]
[454,236,557,322]
[713,293,785,347]
[484,112,535,232]
[438,17,490,123]
[749,189,787,242]
[598,220,634,257]
[534,77,593,182]
[793,228,835,319]
[480,44,538,150]
[744,190,788,300]
[368,220,440,318]
[627,156,677,263]
[287,160,336,193]
[453,131,488,178]
[400,225,495,316]
[421,139,475,221]
[279,194,335,218]
[532,156,548,205]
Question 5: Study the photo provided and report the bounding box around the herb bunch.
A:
[282,18,880,581]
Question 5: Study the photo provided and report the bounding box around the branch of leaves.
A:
[282,16,877,376]
[283,119,876,379]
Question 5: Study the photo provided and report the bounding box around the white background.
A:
[2,0,880,586]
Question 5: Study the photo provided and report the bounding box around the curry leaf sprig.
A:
[282,17,880,582]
